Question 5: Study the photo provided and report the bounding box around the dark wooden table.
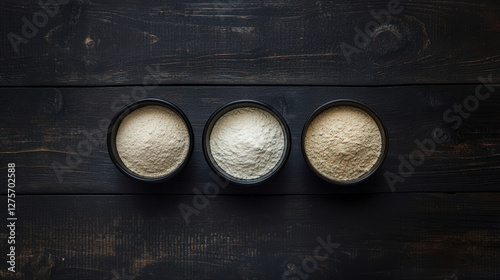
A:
[1,1,500,279]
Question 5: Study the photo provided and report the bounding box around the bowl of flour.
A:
[107,98,194,182]
[302,100,388,185]
[203,100,291,185]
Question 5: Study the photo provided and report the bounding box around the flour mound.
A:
[304,106,382,182]
[210,107,285,180]
[116,105,190,178]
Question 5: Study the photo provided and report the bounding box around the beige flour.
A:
[304,106,382,181]
[116,105,190,178]
[210,107,285,180]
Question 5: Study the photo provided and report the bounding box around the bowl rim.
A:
[301,99,389,185]
[202,99,292,186]
[107,98,194,183]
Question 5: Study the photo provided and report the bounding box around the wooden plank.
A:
[1,194,500,279]
[1,85,499,194]
[1,0,499,86]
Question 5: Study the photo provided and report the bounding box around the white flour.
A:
[304,106,382,182]
[116,105,190,178]
[210,107,285,180]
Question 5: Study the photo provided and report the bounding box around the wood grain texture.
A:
[1,85,499,194]
[1,194,500,279]
[1,0,499,86]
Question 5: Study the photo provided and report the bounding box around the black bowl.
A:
[301,99,388,185]
[202,100,292,185]
[107,98,194,183]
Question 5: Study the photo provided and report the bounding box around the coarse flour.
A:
[304,106,382,182]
